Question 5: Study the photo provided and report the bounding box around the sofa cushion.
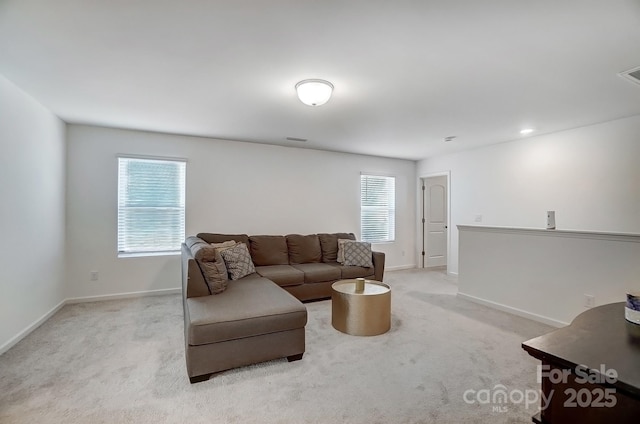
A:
[186,277,307,346]
[343,241,374,268]
[318,233,356,263]
[255,265,304,287]
[327,262,375,279]
[197,233,250,247]
[286,234,322,264]
[292,263,341,284]
[220,243,256,280]
[250,235,289,266]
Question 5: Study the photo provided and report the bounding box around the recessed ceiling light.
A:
[286,137,308,142]
[520,128,534,135]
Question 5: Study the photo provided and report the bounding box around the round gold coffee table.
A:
[331,279,391,336]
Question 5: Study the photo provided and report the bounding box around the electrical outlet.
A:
[90,271,99,282]
[474,214,483,223]
[584,294,595,308]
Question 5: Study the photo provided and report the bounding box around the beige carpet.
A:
[0,269,552,423]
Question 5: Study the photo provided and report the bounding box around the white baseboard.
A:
[66,287,181,304]
[457,292,568,328]
[386,264,416,271]
[1,287,181,356]
[0,299,66,355]
[386,265,458,276]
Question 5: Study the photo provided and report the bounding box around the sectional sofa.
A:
[181,232,385,382]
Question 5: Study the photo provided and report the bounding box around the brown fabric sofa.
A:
[181,232,385,383]
[197,232,385,301]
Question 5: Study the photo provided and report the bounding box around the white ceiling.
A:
[1,0,640,160]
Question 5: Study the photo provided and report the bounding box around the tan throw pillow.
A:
[211,240,236,254]
[337,239,355,264]
[197,233,250,246]
[220,243,256,280]
[343,241,373,268]
[198,259,228,294]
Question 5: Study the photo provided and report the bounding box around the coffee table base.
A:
[331,280,391,336]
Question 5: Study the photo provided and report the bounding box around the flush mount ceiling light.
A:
[295,79,334,106]
[520,128,534,135]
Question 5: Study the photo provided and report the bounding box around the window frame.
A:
[360,173,396,244]
[116,155,187,257]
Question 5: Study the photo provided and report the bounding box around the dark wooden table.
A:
[522,302,640,423]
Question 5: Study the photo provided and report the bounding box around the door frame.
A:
[417,171,451,271]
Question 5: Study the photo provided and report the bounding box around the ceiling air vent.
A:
[619,66,640,86]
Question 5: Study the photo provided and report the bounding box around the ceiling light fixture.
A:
[295,79,333,106]
[520,128,534,135]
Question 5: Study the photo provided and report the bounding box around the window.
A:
[117,157,186,256]
[360,174,395,243]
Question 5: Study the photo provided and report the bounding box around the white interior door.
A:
[422,176,447,268]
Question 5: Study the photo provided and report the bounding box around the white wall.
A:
[417,115,640,273]
[66,125,416,299]
[0,75,66,352]
[458,226,640,326]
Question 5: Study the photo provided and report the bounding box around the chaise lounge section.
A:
[182,245,307,383]
[181,232,385,383]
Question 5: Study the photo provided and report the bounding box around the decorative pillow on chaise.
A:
[184,236,229,294]
[342,241,373,268]
[220,243,256,280]
[199,255,228,294]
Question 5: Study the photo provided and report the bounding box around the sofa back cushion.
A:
[318,232,356,263]
[197,233,250,246]
[249,235,289,266]
[286,234,322,264]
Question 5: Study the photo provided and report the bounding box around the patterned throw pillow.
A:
[220,243,256,280]
[343,241,373,268]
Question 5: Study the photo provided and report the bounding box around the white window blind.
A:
[360,174,395,243]
[117,157,186,255]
